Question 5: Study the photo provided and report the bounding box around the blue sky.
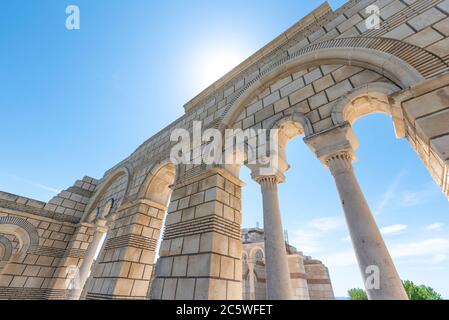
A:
[1,0,449,298]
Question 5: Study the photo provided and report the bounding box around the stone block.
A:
[405,27,444,48]
[289,85,315,105]
[161,278,177,300]
[308,92,329,109]
[304,68,323,85]
[131,280,149,297]
[274,97,290,114]
[332,65,363,82]
[246,100,263,117]
[270,76,292,92]
[182,234,200,254]
[312,75,334,92]
[175,278,195,300]
[403,86,449,119]
[255,106,275,124]
[113,278,134,297]
[325,80,353,101]
[220,256,235,280]
[408,8,446,31]
[227,281,242,300]
[280,78,305,97]
[427,38,449,57]
[416,109,449,140]
[431,135,449,160]
[172,256,188,277]
[349,70,382,87]
[434,17,449,36]
[263,91,281,107]
[208,278,227,300]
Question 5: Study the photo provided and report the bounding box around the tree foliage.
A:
[348,288,368,300]
[403,280,442,300]
[348,280,443,300]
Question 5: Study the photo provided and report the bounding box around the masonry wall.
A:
[304,260,335,300]
[1,0,449,300]
[402,79,449,197]
[0,202,91,299]
[151,170,243,300]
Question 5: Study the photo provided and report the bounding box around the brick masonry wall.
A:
[1,0,449,300]
[151,170,243,300]
[402,79,449,197]
[0,210,86,299]
[304,260,335,300]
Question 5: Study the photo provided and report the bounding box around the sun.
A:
[195,42,249,90]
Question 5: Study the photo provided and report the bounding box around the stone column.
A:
[69,218,107,300]
[326,151,407,300]
[305,124,407,300]
[253,173,293,300]
[247,261,256,300]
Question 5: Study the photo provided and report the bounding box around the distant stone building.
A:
[242,228,334,300]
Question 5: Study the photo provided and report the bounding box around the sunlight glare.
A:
[194,42,249,91]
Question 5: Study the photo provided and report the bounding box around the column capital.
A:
[248,156,289,185]
[326,151,354,176]
[304,123,359,166]
[251,170,285,186]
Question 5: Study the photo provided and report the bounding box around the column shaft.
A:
[248,262,255,300]
[327,153,407,300]
[259,177,293,300]
[69,226,106,300]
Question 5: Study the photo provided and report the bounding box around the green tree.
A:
[348,280,443,300]
[403,280,442,300]
[348,288,368,300]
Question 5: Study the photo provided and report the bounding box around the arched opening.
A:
[324,113,449,298]
[0,217,39,261]
[68,168,130,299]
[83,167,131,223]
[140,162,177,208]
[80,161,178,300]
[141,161,177,262]
[330,82,403,136]
[0,235,13,274]
[0,217,39,281]
[228,50,449,298]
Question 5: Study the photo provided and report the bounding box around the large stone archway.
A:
[1,0,449,300]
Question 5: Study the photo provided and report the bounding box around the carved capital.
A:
[254,175,282,189]
[325,151,354,176]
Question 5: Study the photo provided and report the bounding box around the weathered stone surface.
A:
[2,0,449,301]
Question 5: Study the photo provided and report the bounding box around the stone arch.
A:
[331,82,403,134]
[138,160,177,208]
[271,112,314,138]
[0,216,39,256]
[220,38,433,130]
[0,235,13,262]
[249,246,265,262]
[224,140,257,179]
[83,166,131,222]
[245,112,314,176]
